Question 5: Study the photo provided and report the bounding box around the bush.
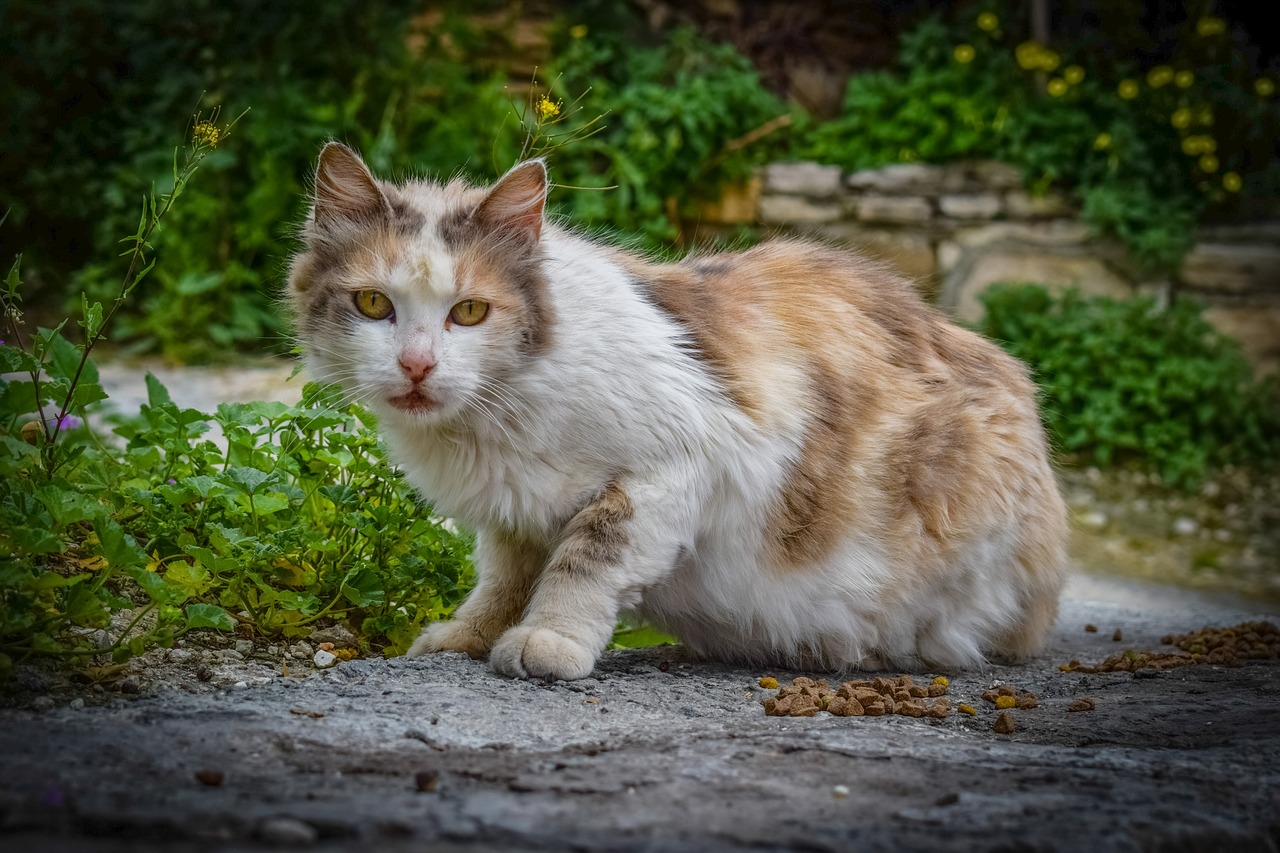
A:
[0,128,471,672]
[979,283,1280,486]
[801,10,1280,272]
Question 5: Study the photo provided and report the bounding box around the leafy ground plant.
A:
[979,283,1280,487]
[0,117,471,675]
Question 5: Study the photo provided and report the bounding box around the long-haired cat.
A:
[288,143,1068,680]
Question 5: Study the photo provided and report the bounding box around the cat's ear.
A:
[473,159,548,247]
[313,142,391,229]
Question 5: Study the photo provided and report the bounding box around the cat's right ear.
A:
[312,142,391,229]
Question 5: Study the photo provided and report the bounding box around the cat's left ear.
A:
[474,159,548,248]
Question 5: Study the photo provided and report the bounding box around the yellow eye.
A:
[354,290,393,320]
[449,299,490,326]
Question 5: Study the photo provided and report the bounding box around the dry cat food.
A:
[992,711,1016,734]
[762,675,950,719]
[1061,621,1279,673]
[981,684,1038,709]
[1067,697,1096,712]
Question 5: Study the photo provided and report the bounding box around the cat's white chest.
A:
[383,420,588,535]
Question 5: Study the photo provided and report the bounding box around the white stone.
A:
[937,241,963,272]
[69,698,85,710]
[953,221,1090,248]
[258,817,319,846]
[945,249,1135,322]
[759,195,842,224]
[1004,190,1072,219]
[846,163,946,193]
[1181,244,1280,295]
[313,650,338,669]
[1080,511,1108,530]
[939,193,1002,220]
[855,195,932,225]
[235,639,254,655]
[1172,518,1199,536]
[763,162,843,198]
[1202,303,1280,376]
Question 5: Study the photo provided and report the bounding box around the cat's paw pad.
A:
[489,626,595,681]
[404,620,490,659]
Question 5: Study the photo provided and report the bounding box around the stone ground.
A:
[3,358,1274,851]
[1,577,1278,852]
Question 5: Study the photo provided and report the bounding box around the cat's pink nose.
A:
[398,353,436,383]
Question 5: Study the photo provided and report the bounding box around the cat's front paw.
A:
[404,620,491,660]
[489,626,596,681]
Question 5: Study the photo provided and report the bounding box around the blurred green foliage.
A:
[3,1,786,360]
[979,283,1280,487]
[802,9,1280,272]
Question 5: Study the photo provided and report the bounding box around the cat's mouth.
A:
[388,389,439,413]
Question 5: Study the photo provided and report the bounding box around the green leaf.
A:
[0,345,39,374]
[3,255,20,301]
[185,603,236,631]
[95,518,146,570]
[80,294,105,340]
[224,466,272,493]
[145,373,173,407]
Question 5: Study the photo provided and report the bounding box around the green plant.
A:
[0,121,471,674]
[800,9,1280,272]
[979,282,1280,486]
[546,26,790,248]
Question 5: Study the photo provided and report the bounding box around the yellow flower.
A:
[1039,50,1060,72]
[569,24,588,39]
[954,44,976,64]
[1170,107,1192,129]
[1047,78,1068,97]
[1198,154,1219,173]
[1257,78,1276,98]
[1175,70,1194,88]
[1182,135,1215,156]
[1147,66,1174,88]
[977,12,999,32]
[1117,79,1140,100]
[1094,132,1112,150]
[192,121,221,148]
[1196,17,1226,37]
[1197,106,1215,126]
[1016,42,1041,70]
[535,95,562,122]
[1063,65,1085,85]
[1222,172,1242,192]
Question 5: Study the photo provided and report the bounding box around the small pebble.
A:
[235,639,254,655]
[832,784,850,798]
[32,695,55,712]
[68,698,85,710]
[313,650,338,669]
[233,681,248,690]
[257,816,318,846]
[1112,629,1123,642]
[414,770,440,793]
[1172,517,1199,536]
[194,770,224,787]
[1084,624,1098,633]
[992,711,1016,734]
[1068,697,1096,712]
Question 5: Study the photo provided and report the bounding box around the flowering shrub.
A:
[802,10,1280,272]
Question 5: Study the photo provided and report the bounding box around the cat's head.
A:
[287,142,554,425]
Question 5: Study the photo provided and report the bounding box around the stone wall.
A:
[716,161,1280,374]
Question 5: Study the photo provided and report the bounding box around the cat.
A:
[287,142,1068,681]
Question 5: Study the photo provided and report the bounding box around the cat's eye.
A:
[354,290,394,320]
[449,299,490,327]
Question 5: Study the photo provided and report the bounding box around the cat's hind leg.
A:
[490,476,692,681]
[406,529,544,659]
